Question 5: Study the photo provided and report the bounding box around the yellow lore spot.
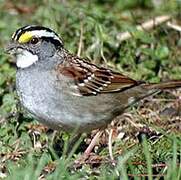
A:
[18,32,33,43]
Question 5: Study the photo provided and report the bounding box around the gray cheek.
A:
[40,41,56,57]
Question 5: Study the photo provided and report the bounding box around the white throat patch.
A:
[16,49,38,68]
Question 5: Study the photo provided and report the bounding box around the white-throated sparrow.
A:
[6,25,181,133]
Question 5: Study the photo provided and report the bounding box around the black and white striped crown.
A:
[12,25,63,46]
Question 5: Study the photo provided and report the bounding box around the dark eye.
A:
[30,37,39,44]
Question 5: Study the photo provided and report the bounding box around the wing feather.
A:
[57,53,140,96]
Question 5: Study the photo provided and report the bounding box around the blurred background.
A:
[0,0,181,179]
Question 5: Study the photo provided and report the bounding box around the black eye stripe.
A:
[41,37,63,47]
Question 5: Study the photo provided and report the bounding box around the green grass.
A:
[0,0,181,179]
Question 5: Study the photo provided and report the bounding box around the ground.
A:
[0,0,181,179]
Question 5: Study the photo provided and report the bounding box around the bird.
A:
[6,25,181,135]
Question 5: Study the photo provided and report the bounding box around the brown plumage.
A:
[7,25,181,135]
[58,51,181,96]
[143,80,181,90]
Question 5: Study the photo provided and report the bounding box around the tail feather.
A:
[144,80,181,90]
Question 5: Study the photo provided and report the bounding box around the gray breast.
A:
[16,67,119,132]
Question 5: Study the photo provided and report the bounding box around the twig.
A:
[108,129,114,161]
[107,129,119,175]
[116,15,171,42]
[77,22,83,56]
[84,131,102,156]
[131,162,168,167]
[123,113,143,129]
[167,21,181,32]
[127,174,165,177]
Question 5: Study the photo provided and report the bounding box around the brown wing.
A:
[57,53,141,96]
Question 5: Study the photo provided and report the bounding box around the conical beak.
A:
[5,42,19,55]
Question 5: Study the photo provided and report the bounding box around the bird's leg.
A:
[84,130,102,156]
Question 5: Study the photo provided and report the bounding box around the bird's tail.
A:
[123,80,181,109]
[143,80,181,90]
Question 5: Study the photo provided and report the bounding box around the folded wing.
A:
[58,54,141,96]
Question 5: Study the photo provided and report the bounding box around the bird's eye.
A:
[30,38,39,44]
